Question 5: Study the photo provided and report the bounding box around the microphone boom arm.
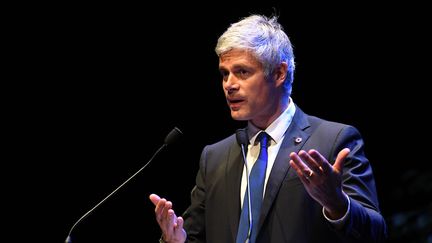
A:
[65,127,182,243]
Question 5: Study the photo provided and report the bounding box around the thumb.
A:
[149,193,161,206]
[333,148,350,173]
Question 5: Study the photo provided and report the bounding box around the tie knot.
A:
[256,132,270,148]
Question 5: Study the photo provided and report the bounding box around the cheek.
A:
[251,86,270,105]
[252,90,276,116]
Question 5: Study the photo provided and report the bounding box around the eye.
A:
[220,70,229,81]
[237,69,250,79]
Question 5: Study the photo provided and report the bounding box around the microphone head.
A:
[235,129,248,146]
[164,127,183,145]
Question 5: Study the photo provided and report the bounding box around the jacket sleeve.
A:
[331,125,387,242]
[181,146,208,243]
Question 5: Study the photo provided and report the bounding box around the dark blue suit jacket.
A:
[182,106,387,242]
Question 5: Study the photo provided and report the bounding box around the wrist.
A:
[159,236,185,243]
[324,193,349,220]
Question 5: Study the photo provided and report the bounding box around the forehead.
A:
[219,49,262,67]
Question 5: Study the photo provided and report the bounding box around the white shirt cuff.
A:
[322,193,350,229]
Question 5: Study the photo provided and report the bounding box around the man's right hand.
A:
[149,194,187,243]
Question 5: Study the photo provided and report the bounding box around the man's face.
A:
[219,49,283,129]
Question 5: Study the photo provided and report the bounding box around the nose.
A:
[224,74,239,93]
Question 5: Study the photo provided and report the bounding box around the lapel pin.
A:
[294,137,302,144]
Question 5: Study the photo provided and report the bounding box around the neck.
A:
[251,96,290,129]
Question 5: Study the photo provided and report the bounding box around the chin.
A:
[231,111,249,121]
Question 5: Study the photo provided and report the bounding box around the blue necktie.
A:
[236,132,269,243]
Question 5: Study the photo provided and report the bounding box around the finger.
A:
[155,198,167,218]
[168,208,177,225]
[308,149,331,173]
[298,150,323,175]
[290,152,313,178]
[175,216,184,230]
[162,201,173,222]
[333,148,350,173]
[289,159,310,184]
[161,208,176,235]
[149,194,161,206]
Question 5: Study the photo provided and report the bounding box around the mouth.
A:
[227,98,245,110]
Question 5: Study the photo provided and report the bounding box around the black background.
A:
[9,2,430,243]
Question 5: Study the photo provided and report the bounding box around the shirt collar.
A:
[247,97,296,145]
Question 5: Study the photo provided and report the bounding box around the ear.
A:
[273,62,288,87]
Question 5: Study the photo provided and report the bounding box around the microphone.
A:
[235,129,252,242]
[65,127,183,243]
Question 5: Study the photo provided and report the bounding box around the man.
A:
[150,14,387,243]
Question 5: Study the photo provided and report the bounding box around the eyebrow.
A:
[219,63,251,71]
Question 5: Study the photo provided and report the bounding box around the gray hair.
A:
[215,14,295,94]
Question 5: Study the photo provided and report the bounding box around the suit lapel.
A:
[258,106,311,231]
[225,134,245,241]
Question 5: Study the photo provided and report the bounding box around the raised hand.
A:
[289,148,350,219]
[149,194,187,243]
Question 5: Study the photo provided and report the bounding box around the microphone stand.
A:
[240,143,253,242]
[65,127,182,243]
[236,129,252,242]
